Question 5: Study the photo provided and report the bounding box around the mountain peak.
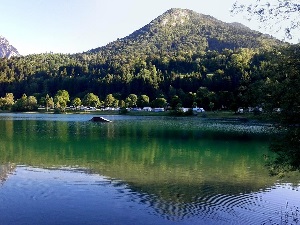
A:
[158,8,190,27]
[0,36,20,58]
[89,8,283,55]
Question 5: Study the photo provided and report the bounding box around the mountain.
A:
[88,8,282,57]
[0,36,20,58]
[0,8,291,110]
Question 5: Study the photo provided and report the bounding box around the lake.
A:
[0,113,299,225]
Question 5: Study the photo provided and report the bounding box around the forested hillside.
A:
[89,8,281,56]
[0,8,295,113]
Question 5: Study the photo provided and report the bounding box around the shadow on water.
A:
[266,127,300,177]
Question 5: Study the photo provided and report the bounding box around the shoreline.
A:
[0,109,277,125]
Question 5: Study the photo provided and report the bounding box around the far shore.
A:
[0,109,276,124]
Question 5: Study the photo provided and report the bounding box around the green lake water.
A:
[0,113,299,225]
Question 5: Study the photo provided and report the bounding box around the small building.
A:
[181,108,190,113]
[193,107,205,113]
[143,107,152,112]
[237,108,244,113]
[153,108,165,112]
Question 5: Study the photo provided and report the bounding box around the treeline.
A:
[0,90,167,112]
[0,44,298,114]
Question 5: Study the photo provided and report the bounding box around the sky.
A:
[0,0,298,56]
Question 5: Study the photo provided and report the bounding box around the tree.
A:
[231,3,300,118]
[125,94,138,108]
[12,94,28,111]
[137,95,150,107]
[104,94,116,107]
[231,0,300,40]
[55,90,70,104]
[183,92,196,108]
[71,97,81,109]
[54,90,70,111]
[170,95,182,109]
[151,98,167,108]
[196,87,213,109]
[12,94,38,111]
[0,93,14,110]
[27,96,38,111]
[83,93,100,107]
[209,102,215,111]
[259,45,300,175]
[118,100,126,108]
[44,94,54,111]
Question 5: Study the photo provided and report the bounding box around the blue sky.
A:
[0,0,297,55]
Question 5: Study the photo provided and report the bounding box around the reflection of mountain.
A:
[0,117,297,219]
[0,163,15,184]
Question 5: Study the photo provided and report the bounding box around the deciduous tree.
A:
[71,97,81,109]
[125,94,138,108]
[0,93,14,110]
[83,93,100,107]
[54,90,70,111]
[137,95,150,107]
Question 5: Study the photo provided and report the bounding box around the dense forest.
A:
[0,47,293,111]
[0,8,296,114]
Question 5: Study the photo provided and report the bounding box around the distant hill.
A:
[0,36,20,58]
[88,8,282,57]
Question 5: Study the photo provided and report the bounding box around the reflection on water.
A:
[0,113,299,225]
[0,163,15,185]
[1,166,299,225]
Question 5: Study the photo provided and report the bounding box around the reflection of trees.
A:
[267,127,300,176]
[0,163,15,185]
[1,118,297,218]
[0,119,279,185]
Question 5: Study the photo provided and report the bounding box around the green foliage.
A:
[137,95,150,107]
[261,45,300,175]
[0,93,14,110]
[170,95,182,109]
[83,93,100,107]
[151,98,167,108]
[90,8,280,57]
[54,90,70,111]
[0,9,291,118]
[12,94,38,112]
[125,94,138,108]
[45,94,54,111]
[104,94,118,108]
[71,97,81,109]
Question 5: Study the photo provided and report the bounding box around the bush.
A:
[119,107,128,114]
